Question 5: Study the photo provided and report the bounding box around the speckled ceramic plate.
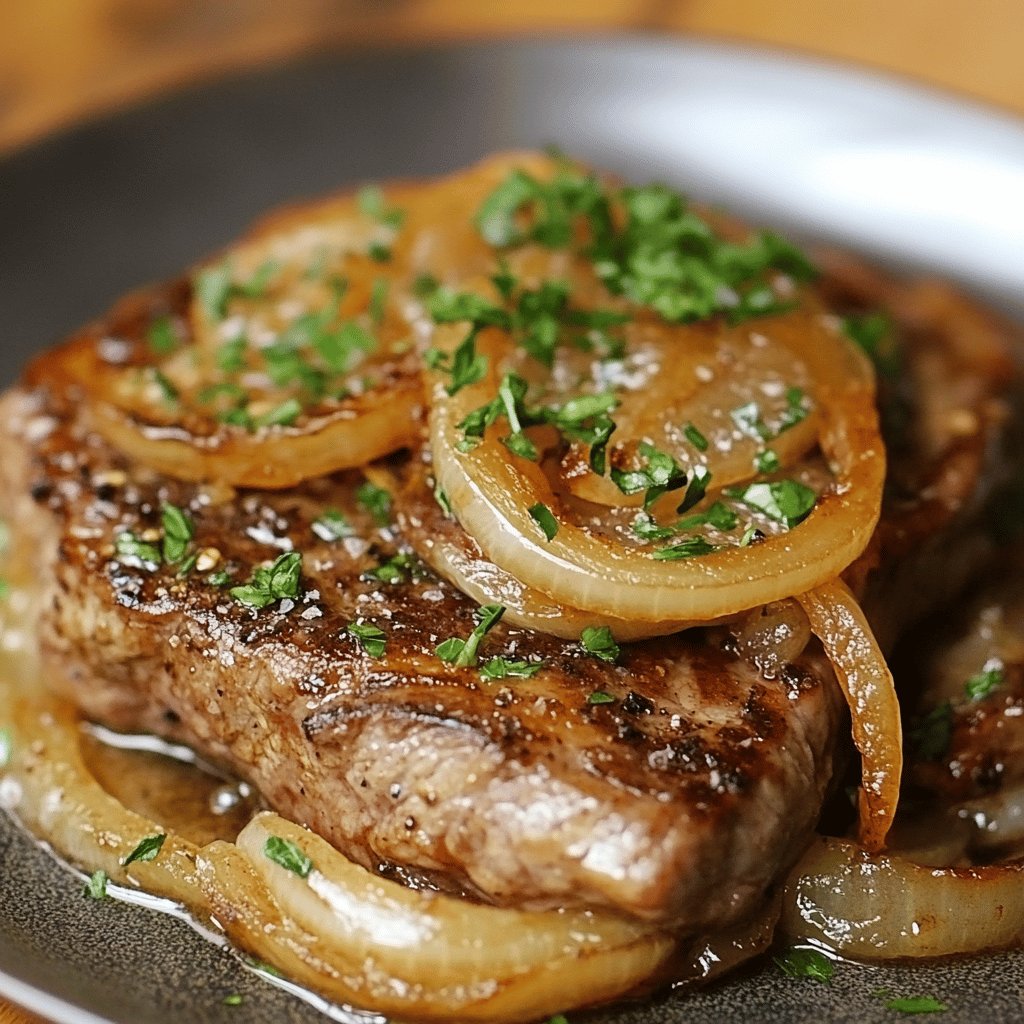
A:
[1,34,1023,1024]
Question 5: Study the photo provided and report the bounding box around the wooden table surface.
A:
[1,2,1022,1022]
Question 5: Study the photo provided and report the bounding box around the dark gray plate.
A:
[2,34,1023,1024]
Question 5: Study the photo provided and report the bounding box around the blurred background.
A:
[2,0,1023,152]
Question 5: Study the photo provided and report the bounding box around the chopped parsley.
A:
[436,604,505,668]
[147,316,179,356]
[653,536,716,560]
[580,626,619,663]
[683,423,709,452]
[356,481,392,526]
[312,509,354,542]
[254,397,303,428]
[587,690,615,705]
[195,261,234,321]
[348,622,387,657]
[84,870,108,900]
[0,728,10,769]
[844,312,900,379]
[884,996,948,1014]
[369,277,389,326]
[357,184,405,229]
[364,551,423,585]
[528,502,559,541]
[632,500,737,542]
[230,551,303,609]
[610,442,687,510]
[434,484,452,517]
[726,480,816,528]
[263,835,312,878]
[546,1016,570,1024]
[910,702,953,761]
[160,503,194,564]
[755,449,780,474]
[217,336,248,373]
[123,833,166,866]
[151,368,179,404]
[480,657,543,680]
[0,578,8,600]
[774,946,834,982]
[964,662,1004,701]
[114,531,162,567]
[223,994,244,1007]
[427,330,489,396]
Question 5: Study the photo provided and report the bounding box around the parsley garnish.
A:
[580,626,619,663]
[230,551,303,609]
[364,551,422,585]
[683,423,708,451]
[884,996,948,1014]
[254,398,302,428]
[312,509,353,542]
[844,312,900,379]
[147,316,178,356]
[434,484,452,517]
[964,662,1004,701]
[369,277,389,326]
[223,994,244,1007]
[115,531,162,567]
[632,500,737,542]
[587,690,615,705]
[151,368,179,404]
[480,657,543,680]
[911,702,953,761]
[610,442,688,510]
[264,835,312,878]
[436,604,505,668]
[217,336,248,373]
[356,481,392,526]
[528,502,559,541]
[653,536,716,560]
[755,449,781,474]
[348,622,387,657]
[774,946,834,982]
[160,503,194,564]
[0,728,10,769]
[123,833,166,866]
[427,330,489,396]
[726,480,816,528]
[0,578,8,600]
[84,870,108,900]
[195,262,234,321]
[357,184,405,228]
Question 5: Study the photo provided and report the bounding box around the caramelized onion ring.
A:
[782,836,1024,958]
[430,311,884,626]
[797,580,902,851]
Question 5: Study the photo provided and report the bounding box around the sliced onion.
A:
[797,580,902,851]
[211,812,674,1023]
[430,309,885,626]
[782,836,1024,958]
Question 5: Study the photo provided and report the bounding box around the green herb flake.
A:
[727,479,816,528]
[0,578,8,600]
[254,397,302,429]
[755,449,781,474]
[368,241,392,263]
[370,277,389,327]
[844,312,900,379]
[547,1016,570,1024]
[964,663,1004,701]
[587,690,615,705]
[434,484,452,517]
[216,335,248,373]
[357,184,405,229]
[195,262,234,322]
[0,728,11,769]
[263,835,312,878]
[528,502,559,541]
[160,503,195,564]
[115,531,162,567]
[610,442,687,510]
[580,626,620,663]
[436,604,506,668]
[123,833,167,866]
[151,368,179,404]
[356,481,392,526]
[207,569,233,588]
[480,657,544,681]
[413,273,439,298]
[911,702,953,761]
[884,996,948,1014]
[774,946,834,982]
[653,536,717,560]
[84,869,108,901]
[683,423,709,452]
[348,622,387,657]
[223,994,244,1007]
[230,551,303,609]
[364,552,420,585]
[147,316,179,356]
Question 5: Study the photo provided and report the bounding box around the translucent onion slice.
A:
[782,836,1024,958]
[383,460,696,640]
[797,580,902,852]
[34,321,423,490]
[215,812,674,1023]
[430,309,885,625]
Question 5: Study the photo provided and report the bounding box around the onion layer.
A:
[430,310,885,627]
[797,579,902,851]
[782,836,1024,958]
